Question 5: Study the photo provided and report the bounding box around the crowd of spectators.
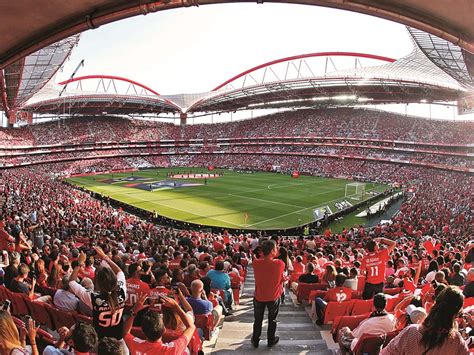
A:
[1,108,473,147]
[0,107,472,354]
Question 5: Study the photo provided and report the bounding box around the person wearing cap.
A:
[338,293,395,354]
[382,286,470,355]
[405,304,427,325]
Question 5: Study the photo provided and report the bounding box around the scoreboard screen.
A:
[458,95,474,115]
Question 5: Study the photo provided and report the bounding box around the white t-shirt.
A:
[351,314,396,351]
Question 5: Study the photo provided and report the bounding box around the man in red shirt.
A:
[361,237,396,300]
[124,294,195,355]
[251,239,285,348]
[314,273,352,325]
[126,263,150,307]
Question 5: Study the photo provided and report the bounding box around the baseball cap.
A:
[406,305,427,324]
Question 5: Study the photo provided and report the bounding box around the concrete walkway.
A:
[207,266,334,355]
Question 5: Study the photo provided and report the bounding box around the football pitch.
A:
[66,168,390,230]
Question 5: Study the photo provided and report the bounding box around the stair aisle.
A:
[208,265,333,354]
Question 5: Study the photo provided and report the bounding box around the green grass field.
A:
[66,168,389,230]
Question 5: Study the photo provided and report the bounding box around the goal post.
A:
[345,182,366,200]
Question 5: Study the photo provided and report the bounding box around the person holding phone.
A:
[0,311,38,355]
[69,247,128,352]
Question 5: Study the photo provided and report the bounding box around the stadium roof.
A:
[23,47,468,115]
[0,0,473,72]
[0,35,80,112]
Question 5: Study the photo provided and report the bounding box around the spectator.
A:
[361,238,396,299]
[53,275,79,312]
[187,279,223,327]
[98,337,124,355]
[0,310,38,355]
[207,261,232,308]
[381,286,470,354]
[4,252,20,290]
[43,323,98,355]
[10,263,36,299]
[314,273,353,325]
[463,268,474,298]
[298,262,319,284]
[450,263,465,287]
[123,293,196,354]
[251,239,285,348]
[126,263,150,307]
[69,247,127,341]
[338,293,395,354]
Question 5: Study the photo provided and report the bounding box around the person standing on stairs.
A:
[251,239,285,348]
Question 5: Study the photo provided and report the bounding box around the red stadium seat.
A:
[356,275,366,297]
[297,283,326,303]
[308,290,327,303]
[385,296,400,313]
[195,313,217,341]
[36,328,56,347]
[0,285,7,302]
[29,300,55,329]
[383,287,403,296]
[8,291,32,317]
[290,272,303,283]
[352,333,386,355]
[323,300,354,324]
[74,312,93,324]
[46,305,76,329]
[350,299,374,316]
[331,313,371,341]
[211,288,226,302]
[352,330,400,355]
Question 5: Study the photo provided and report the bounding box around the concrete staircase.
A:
[206,266,334,354]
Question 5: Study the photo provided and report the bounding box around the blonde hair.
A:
[0,311,23,352]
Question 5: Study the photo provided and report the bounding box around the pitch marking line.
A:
[227,193,305,209]
[246,185,380,227]
[72,179,246,228]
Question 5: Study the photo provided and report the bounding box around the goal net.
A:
[345,182,366,200]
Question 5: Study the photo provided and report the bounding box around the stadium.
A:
[0,1,473,354]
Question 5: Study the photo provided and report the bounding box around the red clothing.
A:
[168,258,181,270]
[0,229,15,253]
[126,277,151,307]
[362,249,389,284]
[324,287,353,302]
[253,257,285,302]
[124,333,188,355]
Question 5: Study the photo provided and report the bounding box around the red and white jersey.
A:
[126,277,150,307]
[325,287,353,303]
[361,249,389,284]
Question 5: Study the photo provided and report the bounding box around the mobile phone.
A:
[2,300,11,311]
[25,315,32,330]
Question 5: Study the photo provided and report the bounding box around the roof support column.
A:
[180,112,187,125]
[0,70,10,122]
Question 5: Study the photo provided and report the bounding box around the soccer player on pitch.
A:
[361,237,396,300]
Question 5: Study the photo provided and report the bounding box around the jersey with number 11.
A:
[362,249,389,284]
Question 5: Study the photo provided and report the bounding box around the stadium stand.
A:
[0,105,472,354]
